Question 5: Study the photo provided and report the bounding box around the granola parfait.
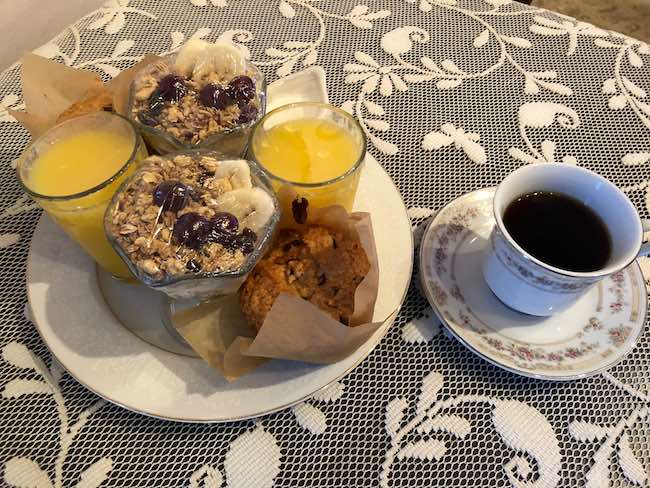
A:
[128,40,265,156]
[106,150,279,300]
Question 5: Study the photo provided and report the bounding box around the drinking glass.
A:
[249,102,366,220]
[127,54,266,157]
[17,112,147,278]
[105,150,280,301]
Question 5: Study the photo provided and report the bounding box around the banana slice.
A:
[192,41,247,81]
[174,39,210,77]
[174,40,247,81]
[213,160,252,189]
[215,187,274,233]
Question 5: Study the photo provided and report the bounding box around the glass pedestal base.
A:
[96,267,199,357]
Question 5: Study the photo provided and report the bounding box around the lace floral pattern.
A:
[0,0,649,486]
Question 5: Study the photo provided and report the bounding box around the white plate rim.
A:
[27,159,413,422]
[419,187,647,382]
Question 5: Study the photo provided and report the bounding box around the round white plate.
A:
[419,188,647,381]
[27,155,413,422]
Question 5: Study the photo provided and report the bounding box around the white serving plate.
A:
[27,153,413,421]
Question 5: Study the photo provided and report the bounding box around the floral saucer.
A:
[419,188,647,381]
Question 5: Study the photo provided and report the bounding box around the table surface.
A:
[1,1,649,487]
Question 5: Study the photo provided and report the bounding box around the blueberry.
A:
[242,228,257,241]
[152,181,191,212]
[212,212,239,234]
[230,228,257,255]
[199,84,234,110]
[208,229,235,248]
[208,227,256,254]
[291,197,309,224]
[157,74,187,103]
[228,76,255,106]
[172,213,211,250]
[186,259,202,273]
[232,234,255,255]
[237,104,259,124]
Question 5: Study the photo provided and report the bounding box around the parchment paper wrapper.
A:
[172,206,387,381]
[10,53,161,137]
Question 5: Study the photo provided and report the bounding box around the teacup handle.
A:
[641,219,650,257]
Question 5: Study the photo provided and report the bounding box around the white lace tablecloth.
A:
[1,1,649,487]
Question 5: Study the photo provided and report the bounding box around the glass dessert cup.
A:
[103,149,280,355]
[127,54,267,157]
[17,112,146,279]
[248,101,366,222]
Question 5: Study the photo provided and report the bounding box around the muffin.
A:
[239,225,370,331]
[56,87,113,123]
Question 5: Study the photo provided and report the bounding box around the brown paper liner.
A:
[173,207,388,381]
[108,54,162,116]
[172,296,267,381]
[10,53,161,138]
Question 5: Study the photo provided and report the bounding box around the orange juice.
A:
[29,130,134,195]
[19,114,145,278]
[252,117,364,211]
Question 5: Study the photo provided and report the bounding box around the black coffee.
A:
[503,191,611,272]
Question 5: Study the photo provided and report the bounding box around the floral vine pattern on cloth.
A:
[401,309,441,344]
[2,339,284,488]
[569,406,648,487]
[187,423,281,488]
[595,36,650,129]
[577,373,650,487]
[87,0,157,35]
[508,102,580,164]
[528,16,608,57]
[290,381,346,435]
[34,24,216,77]
[380,371,562,488]
[340,1,583,154]
[593,33,650,217]
[2,0,644,164]
[422,123,487,165]
[379,372,650,487]
[258,1,391,78]
[189,0,227,8]
[2,342,109,488]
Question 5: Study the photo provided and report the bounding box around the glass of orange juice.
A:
[249,102,366,221]
[16,112,147,278]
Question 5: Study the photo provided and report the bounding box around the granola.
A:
[130,41,262,145]
[107,153,275,282]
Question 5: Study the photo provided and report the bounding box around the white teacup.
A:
[483,164,649,316]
